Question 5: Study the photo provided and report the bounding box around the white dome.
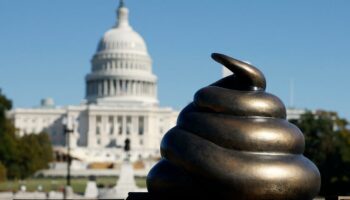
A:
[97,27,147,54]
[85,2,158,106]
[96,6,148,55]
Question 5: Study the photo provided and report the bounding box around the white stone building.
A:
[8,1,178,163]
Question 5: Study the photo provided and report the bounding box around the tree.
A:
[0,89,21,179]
[0,89,12,125]
[19,132,53,178]
[0,89,53,179]
[0,162,6,182]
[290,111,350,196]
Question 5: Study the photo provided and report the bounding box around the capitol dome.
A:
[85,0,158,106]
[96,3,148,55]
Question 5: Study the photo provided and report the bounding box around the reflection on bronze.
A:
[147,53,321,199]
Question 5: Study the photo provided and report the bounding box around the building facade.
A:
[9,2,178,163]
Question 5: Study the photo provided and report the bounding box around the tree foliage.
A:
[291,111,350,196]
[0,162,6,182]
[18,132,53,178]
[0,89,53,179]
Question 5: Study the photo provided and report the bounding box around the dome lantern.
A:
[116,0,130,29]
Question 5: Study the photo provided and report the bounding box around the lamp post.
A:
[62,116,74,199]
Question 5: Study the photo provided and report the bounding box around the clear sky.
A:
[1,0,350,119]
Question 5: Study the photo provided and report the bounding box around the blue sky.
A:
[0,0,350,119]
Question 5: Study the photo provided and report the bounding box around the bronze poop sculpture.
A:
[147,53,321,200]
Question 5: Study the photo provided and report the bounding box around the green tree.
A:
[0,162,6,182]
[0,89,22,179]
[291,111,350,196]
[0,89,53,179]
[19,132,53,178]
[0,89,12,125]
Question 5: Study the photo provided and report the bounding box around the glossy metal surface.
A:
[147,53,321,200]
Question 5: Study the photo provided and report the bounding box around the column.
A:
[141,82,144,95]
[151,83,154,96]
[93,81,96,96]
[130,80,133,95]
[116,79,119,95]
[146,82,148,95]
[140,81,143,95]
[132,81,136,95]
[126,80,129,95]
[136,81,139,95]
[146,82,150,95]
[123,116,126,135]
[121,80,125,95]
[110,79,115,95]
[88,115,94,147]
[98,81,102,96]
[114,80,117,95]
[103,80,108,96]
[119,80,123,94]
[139,82,142,95]
[86,82,90,96]
[128,80,132,95]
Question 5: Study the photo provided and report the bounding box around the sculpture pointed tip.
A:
[211,52,221,59]
[211,52,266,91]
[211,53,230,63]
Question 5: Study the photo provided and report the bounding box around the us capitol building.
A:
[8,1,178,164]
[8,1,306,167]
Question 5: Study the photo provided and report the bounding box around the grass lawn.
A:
[135,177,146,188]
[0,177,119,194]
[0,177,147,194]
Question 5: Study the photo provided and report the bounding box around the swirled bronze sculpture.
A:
[147,53,321,200]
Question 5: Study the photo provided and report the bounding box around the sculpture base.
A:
[126,192,217,200]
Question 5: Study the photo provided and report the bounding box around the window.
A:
[138,116,144,135]
[126,125,130,135]
[108,116,114,135]
[109,126,114,135]
[126,116,131,135]
[109,116,113,123]
[96,126,100,135]
[96,116,101,123]
[96,115,102,135]
[118,116,123,135]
